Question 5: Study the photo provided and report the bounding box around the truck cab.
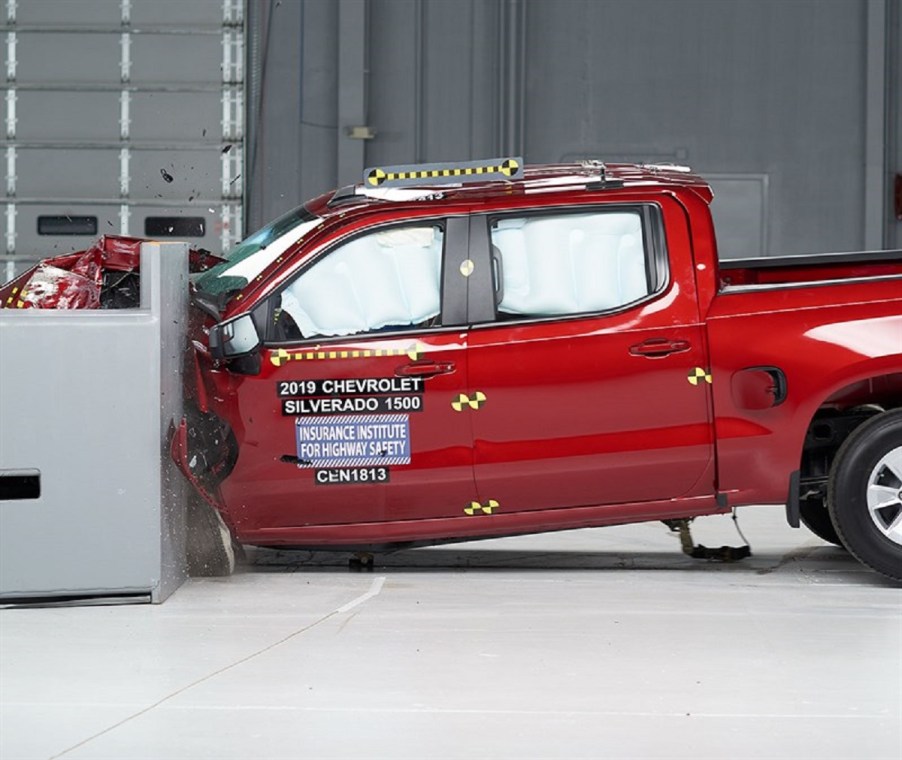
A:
[174,158,902,582]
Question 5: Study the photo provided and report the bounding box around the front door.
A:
[218,217,476,536]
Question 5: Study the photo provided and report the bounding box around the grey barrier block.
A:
[0,242,189,603]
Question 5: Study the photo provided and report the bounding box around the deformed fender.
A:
[170,417,226,513]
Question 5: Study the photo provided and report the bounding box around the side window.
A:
[490,210,651,318]
[272,223,444,341]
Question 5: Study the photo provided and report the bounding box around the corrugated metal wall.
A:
[247,0,901,257]
[2,0,245,279]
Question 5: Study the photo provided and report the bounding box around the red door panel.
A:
[468,313,714,511]
[218,331,473,536]
[465,201,714,513]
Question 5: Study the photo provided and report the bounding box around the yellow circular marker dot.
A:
[459,259,475,277]
[367,168,387,187]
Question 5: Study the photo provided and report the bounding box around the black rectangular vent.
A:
[0,470,41,500]
[144,217,206,237]
[37,216,98,236]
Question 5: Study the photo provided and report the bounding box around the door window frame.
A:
[466,203,670,328]
[259,214,471,346]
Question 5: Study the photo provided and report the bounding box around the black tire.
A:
[828,410,902,582]
[799,496,843,546]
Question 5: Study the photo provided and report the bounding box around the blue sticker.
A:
[295,414,410,468]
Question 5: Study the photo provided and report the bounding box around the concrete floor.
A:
[1,506,900,760]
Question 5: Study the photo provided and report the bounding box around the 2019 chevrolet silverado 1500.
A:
[171,159,902,581]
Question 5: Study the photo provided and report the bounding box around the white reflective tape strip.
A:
[119,147,130,197]
[222,29,232,83]
[120,33,131,82]
[234,87,244,135]
[6,30,16,81]
[6,203,16,255]
[221,87,230,142]
[233,201,243,246]
[220,142,241,196]
[6,145,15,196]
[5,87,15,139]
[221,147,230,197]
[6,0,16,24]
[223,0,243,25]
[119,204,129,236]
[119,90,130,140]
[231,143,243,194]
[120,0,131,25]
[233,28,244,82]
[220,204,231,251]
[4,259,13,282]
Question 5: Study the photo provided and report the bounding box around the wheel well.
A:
[800,372,902,501]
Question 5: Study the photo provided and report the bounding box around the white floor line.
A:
[336,575,385,613]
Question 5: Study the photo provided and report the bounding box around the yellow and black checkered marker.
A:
[451,391,487,412]
[3,287,28,309]
[365,157,523,189]
[688,367,713,386]
[464,500,499,516]
[270,342,425,367]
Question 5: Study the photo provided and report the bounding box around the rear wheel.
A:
[828,410,902,582]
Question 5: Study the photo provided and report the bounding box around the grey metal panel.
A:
[247,0,333,229]
[129,0,232,27]
[17,147,120,198]
[12,32,121,85]
[707,175,768,260]
[249,0,505,228]
[13,0,119,27]
[365,0,418,168]
[129,91,221,142]
[14,91,120,141]
[154,242,190,602]
[336,0,366,186]
[297,0,339,206]
[366,0,499,169]
[129,148,223,201]
[129,33,224,85]
[865,0,888,249]
[523,0,868,256]
[892,0,901,248]
[0,242,188,602]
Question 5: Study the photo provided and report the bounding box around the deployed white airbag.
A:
[280,225,443,338]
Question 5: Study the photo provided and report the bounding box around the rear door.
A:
[219,216,477,534]
[465,201,715,514]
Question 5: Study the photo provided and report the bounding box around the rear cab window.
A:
[481,205,668,323]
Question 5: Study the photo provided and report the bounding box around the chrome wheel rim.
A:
[866,445,902,546]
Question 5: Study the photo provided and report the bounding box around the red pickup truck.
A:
[173,159,902,581]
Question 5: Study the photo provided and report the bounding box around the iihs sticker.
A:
[295,414,410,468]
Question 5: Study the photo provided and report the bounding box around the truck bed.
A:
[719,249,902,290]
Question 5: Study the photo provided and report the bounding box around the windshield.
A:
[193,205,322,297]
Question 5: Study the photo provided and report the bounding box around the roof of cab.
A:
[317,161,713,215]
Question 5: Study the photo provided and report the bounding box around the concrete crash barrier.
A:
[0,242,191,604]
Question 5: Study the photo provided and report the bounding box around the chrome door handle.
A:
[394,361,455,378]
[629,338,691,358]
